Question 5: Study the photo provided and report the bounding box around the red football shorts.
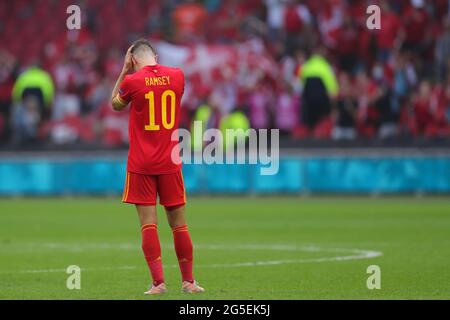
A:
[122,170,186,207]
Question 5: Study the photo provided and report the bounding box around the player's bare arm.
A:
[111,46,134,111]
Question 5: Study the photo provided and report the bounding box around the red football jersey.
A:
[118,64,184,175]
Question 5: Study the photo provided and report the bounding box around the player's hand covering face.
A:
[122,46,135,74]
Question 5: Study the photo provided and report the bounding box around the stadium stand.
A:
[1,0,450,150]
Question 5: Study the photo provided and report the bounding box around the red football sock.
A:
[141,224,164,286]
[172,225,194,283]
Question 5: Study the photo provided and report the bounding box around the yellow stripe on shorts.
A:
[122,172,130,202]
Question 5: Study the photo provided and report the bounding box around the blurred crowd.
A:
[1,0,450,148]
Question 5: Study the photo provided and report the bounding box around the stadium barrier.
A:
[1,152,449,195]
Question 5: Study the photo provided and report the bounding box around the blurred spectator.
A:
[300,47,338,130]
[208,0,245,42]
[376,2,403,63]
[0,50,17,141]
[354,70,378,138]
[410,80,434,136]
[274,82,299,135]
[12,66,54,112]
[406,78,450,138]
[11,95,41,144]
[52,91,81,121]
[265,0,286,41]
[284,0,312,55]
[402,0,430,55]
[374,84,398,139]
[335,15,359,73]
[316,0,344,50]
[98,101,128,147]
[392,51,418,105]
[435,18,450,82]
[248,79,274,129]
[219,110,250,151]
[172,0,208,43]
[332,72,357,140]
[190,95,222,151]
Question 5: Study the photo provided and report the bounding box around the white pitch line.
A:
[2,243,383,274]
[1,242,381,252]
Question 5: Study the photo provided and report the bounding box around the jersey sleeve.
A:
[118,75,133,105]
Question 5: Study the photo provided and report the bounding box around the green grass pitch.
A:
[0,197,449,299]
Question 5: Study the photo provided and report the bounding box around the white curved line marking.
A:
[6,243,382,274]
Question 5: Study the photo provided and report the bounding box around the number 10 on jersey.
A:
[144,89,176,131]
